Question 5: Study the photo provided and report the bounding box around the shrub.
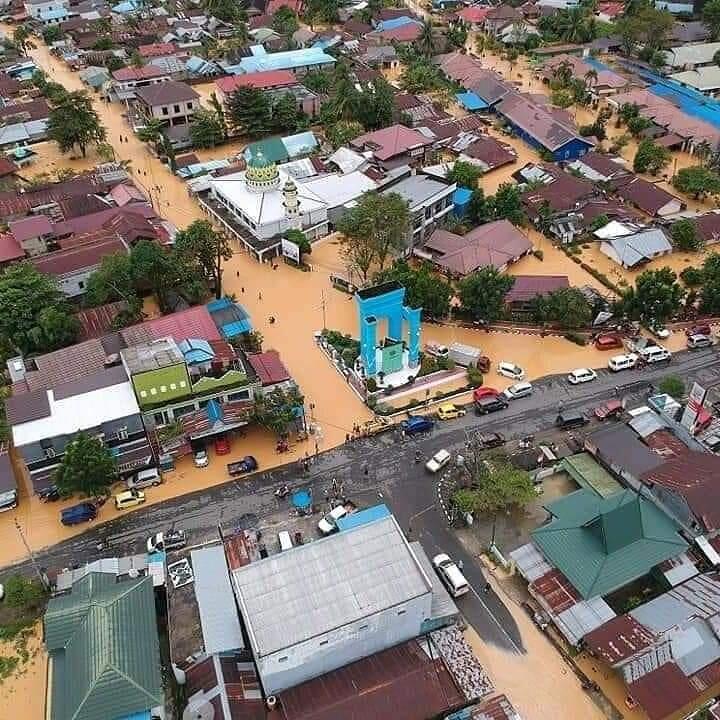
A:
[467,366,483,387]
[341,347,357,367]
[366,394,377,409]
[3,575,45,609]
[659,375,685,399]
[680,267,704,287]
[564,331,587,346]
[437,356,455,371]
[365,377,377,392]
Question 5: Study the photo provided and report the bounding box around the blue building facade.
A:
[501,119,593,161]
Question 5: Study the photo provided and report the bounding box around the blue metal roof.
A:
[39,7,68,19]
[178,338,214,365]
[207,297,253,338]
[112,0,142,13]
[206,399,223,423]
[455,91,488,111]
[377,16,416,31]
[336,504,391,531]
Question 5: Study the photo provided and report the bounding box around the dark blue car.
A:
[401,416,435,435]
[61,502,97,526]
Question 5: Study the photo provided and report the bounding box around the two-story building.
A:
[110,65,171,101]
[24,0,70,23]
[134,81,200,149]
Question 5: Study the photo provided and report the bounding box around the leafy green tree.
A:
[305,0,339,25]
[272,6,300,34]
[13,25,33,56]
[226,87,271,137]
[458,267,515,323]
[373,259,452,318]
[253,385,304,436]
[550,88,574,108]
[42,25,63,44]
[672,166,720,200]
[203,0,241,22]
[47,90,106,158]
[700,253,720,314]
[659,375,685,399]
[615,14,641,55]
[417,19,435,57]
[702,0,720,42]
[533,287,592,329]
[492,183,525,225]
[137,117,165,152]
[467,188,492,225]
[222,22,250,62]
[84,253,135,307]
[338,192,409,277]
[285,228,311,255]
[670,219,703,251]
[174,220,233,299]
[302,69,333,94]
[271,93,305,133]
[54,433,117,498]
[626,114,652,137]
[3,575,45,609]
[446,20,468,50]
[399,60,443,94]
[0,264,78,355]
[633,138,670,175]
[326,120,364,148]
[619,102,641,125]
[209,91,228,141]
[616,267,684,326]
[190,108,225,149]
[354,77,395,130]
[447,160,483,190]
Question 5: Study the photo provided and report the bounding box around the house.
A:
[531,488,688,600]
[600,228,672,268]
[134,81,200,148]
[231,45,335,76]
[694,211,720,244]
[612,176,684,217]
[0,233,25,265]
[567,152,630,182]
[670,65,720,96]
[664,41,720,70]
[381,174,457,246]
[8,214,54,256]
[522,164,596,217]
[504,275,570,312]
[358,45,400,71]
[584,573,720,720]
[454,5,490,28]
[457,134,517,172]
[540,54,628,96]
[483,4,522,36]
[350,124,433,169]
[110,64,171,100]
[497,20,540,45]
[496,92,594,161]
[44,573,163,720]
[415,219,533,276]
[367,19,423,44]
[670,20,709,44]
[25,0,70,24]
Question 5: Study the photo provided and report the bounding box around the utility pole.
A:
[14,517,47,589]
[319,290,327,330]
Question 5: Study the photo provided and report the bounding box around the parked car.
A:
[475,395,508,415]
[688,333,713,349]
[556,411,589,430]
[649,325,670,340]
[478,432,506,448]
[318,505,347,534]
[61,502,97,526]
[115,489,145,510]
[503,381,533,400]
[227,455,258,476]
[193,449,209,467]
[472,387,499,402]
[594,399,624,420]
[638,345,671,364]
[401,415,434,435]
[214,436,231,455]
[147,529,187,553]
[568,368,597,385]
[39,484,60,502]
[126,467,162,490]
[497,361,525,380]
[594,333,623,351]
[432,553,469,597]
[608,353,638,372]
[426,449,451,473]
[359,417,392,437]
[686,324,711,337]
[437,403,466,420]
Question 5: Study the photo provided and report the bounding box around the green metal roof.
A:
[560,452,622,498]
[245,136,288,164]
[532,489,688,599]
[44,573,163,720]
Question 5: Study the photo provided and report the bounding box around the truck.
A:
[425,342,489,371]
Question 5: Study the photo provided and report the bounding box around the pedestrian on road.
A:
[484,582,491,594]
[236,271,239,278]
[241,286,245,293]
[258,292,263,301]
[269,316,275,324]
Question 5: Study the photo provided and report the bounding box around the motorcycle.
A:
[274,484,290,499]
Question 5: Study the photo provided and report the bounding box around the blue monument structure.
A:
[355,282,421,379]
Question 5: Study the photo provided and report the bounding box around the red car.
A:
[594,399,624,421]
[686,324,711,337]
[473,387,499,402]
[594,333,623,351]
[214,437,231,455]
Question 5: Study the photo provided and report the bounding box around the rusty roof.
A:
[246,350,290,386]
[278,640,463,720]
[584,614,656,665]
[612,176,681,216]
[31,235,127,277]
[529,568,580,613]
[628,661,698,720]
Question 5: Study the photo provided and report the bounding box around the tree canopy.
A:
[226,87,272,137]
[447,161,483,190]
[670,219,703,252]
[253,385,304,436]
[615,267,684,326]
[704,0,720,41]
[326,120,364,149]
[174,220,233,299]
[0,263,79,357]
[47,90,106,158]
[272,6,300,34]
[633,138,670,175]
[458,267,515,323]
[700,253,720,314]
[531,287,593,329]
[189,108,225,149]
[672,166,720,200]
[54,432,118,498]
[373,259,452,319]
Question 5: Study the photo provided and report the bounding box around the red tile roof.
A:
[371,21,423,43]
[455,5,490,23]
[612,176,681,216]
[134,80,199,107]
[695,212,720,244]
[9,214,53,242]
[0,232,24,263]
[76,301,129,341]
[461,135,517,170]
[350,124,431,161]
[138,42,177,57]
[628,662,698,720]
[247,350,290,386]
[584,614,656,665]
[0,155,18,178]
[53,203,156,237]
[111,65,168,82]
[121,305,222,345]
[505,275,569,303]
[215,70,296,94]
[266,0,302,14]
[31,235,127,277]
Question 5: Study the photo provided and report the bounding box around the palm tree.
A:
[222,22,250,62]
[417,19,435,58]
[553,60,573,88]
[137,118,165,152]
[584,68,598,90]
[209,91,228,141]
[558,7,587,43]
[13,25,34,56]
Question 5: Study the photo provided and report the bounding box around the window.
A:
[173,104,180,113]
[187,102,193,110]
[44,446,56,459]
[161,106,169,115]
[228,390,250,402]
[116,426,128,440]
[78,280,84,289]
[319,640,328,646]
[397,609,406,616]
[359,624,368,631]
[278,656,288,663]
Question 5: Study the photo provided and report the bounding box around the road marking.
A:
[468,583,523,654]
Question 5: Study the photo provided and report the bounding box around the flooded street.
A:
[0,623,46,720]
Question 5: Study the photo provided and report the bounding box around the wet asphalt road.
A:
[5,347,720,653]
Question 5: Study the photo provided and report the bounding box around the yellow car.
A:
[114,489,146,510]
[437,403,467,421]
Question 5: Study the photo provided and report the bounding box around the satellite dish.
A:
[183,699,215,720]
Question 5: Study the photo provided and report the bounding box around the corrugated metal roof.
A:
[191,545,245,655]
[231,515,431,656]
[560,453,621,498]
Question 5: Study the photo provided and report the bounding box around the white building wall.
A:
[257,591,432,695]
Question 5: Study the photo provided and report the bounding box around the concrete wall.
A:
[145,99,198,122]
[257,592,432,695]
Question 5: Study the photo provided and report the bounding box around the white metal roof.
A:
[11,381,140,447]
[303,170,377,209]
[192,545,244,654]
[231,515,432,656]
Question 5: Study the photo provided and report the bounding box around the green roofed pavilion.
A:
[44,573,163,720]
[531,489,688,599]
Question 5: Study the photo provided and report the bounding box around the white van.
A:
[126,467,162,490]
[432,553,470,597]
[639,345,671,364]
[278,531,293,551]
[608,353,638,372]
